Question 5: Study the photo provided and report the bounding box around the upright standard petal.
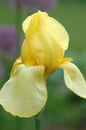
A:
[0,65,47,117]
[60,62,86,98]
[22,11,69,50]
[21,11,69,72]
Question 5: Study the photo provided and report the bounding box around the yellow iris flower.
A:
[0,11,86,118]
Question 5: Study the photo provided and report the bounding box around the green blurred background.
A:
[0,0,86,130]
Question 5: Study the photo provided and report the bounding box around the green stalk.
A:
[15,2,22,130]
[15,0,22,56]
[35,113,41,130]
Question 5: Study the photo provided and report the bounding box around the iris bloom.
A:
[0,11,86,118]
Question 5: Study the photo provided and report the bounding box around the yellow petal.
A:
[21,11,69,73]
[10,57,22,77]
[22,11,69,50]
[22,11,39,38]
[0,65,47,117]
[60,62,86,98]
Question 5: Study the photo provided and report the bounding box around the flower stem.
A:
[35,113,41,130]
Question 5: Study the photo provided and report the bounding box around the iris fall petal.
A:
[0,64,47,117]
[60,62,86,98]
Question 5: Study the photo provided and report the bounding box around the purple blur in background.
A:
[9,0,57,11]
[0,25,17,58]
[0,0,3,3]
